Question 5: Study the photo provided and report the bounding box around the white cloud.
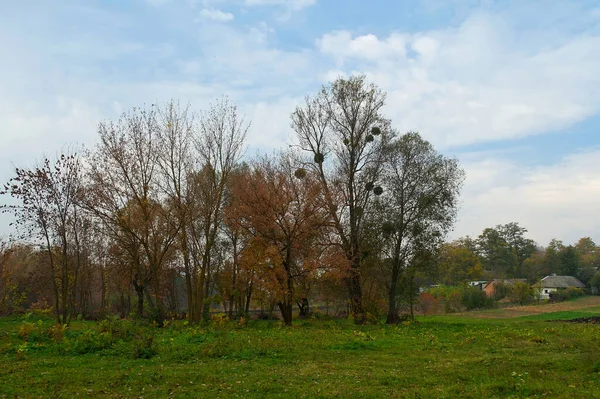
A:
[1,1,600,245]
[452,149,600,245]
[319,32,408,63]
[199,8,234,22]
[317,13,600,149]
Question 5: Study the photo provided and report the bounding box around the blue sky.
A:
[1,0,600,245]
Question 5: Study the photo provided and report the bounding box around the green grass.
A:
[1,308,600,398]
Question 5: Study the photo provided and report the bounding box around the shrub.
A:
[18,320,47,343]
[508,282,534,305]
[48,324,67,343]
[70,329,113,354]
[132,334,157,359]
[444,290,463,313]
[493,282,510,301]
[550,287,585,302]
[461,287,495,310]
[566,287,584,298]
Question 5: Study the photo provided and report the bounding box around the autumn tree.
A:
[185,98,247,322]
[438,241,483,286]
[508,281,534,305]
[376,132,464,323]
[84,106,179,324]
[2,151,84,324]
[0,240,15,313]
[291,75,391,324]
[221,167,254,318]
[227,153,327,325]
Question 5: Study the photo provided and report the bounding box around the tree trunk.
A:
[386,262,401,324]
[348,260,365,324]
[278,300,293,326]
[133,277,145,317]
[245,282,253,314]
[297,298,309,317]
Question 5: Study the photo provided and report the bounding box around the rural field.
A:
[1,298,600,398]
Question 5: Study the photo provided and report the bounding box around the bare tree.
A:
[2,151,84,324]
[84,106,179,324]
[291,75,392,324]
[185,97,247,322]
[155,101,197,319]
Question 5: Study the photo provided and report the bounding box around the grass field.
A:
[1,297,600,398]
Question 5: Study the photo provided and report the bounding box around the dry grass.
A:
[454,295,600,318]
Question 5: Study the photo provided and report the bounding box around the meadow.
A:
[1,298,600,398]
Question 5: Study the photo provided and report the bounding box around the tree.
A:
[589,271,600,294]
[476,227,512,275]
[574,237,599,284]
[559,245,580,276]
[154,101,197,320]
[226,153,326,325]
[84,106,179,324]
[291,75,391,324]
[508,281,534,306]
[439,241,483,286]
[376,132,464,323]
[186,98,247,322]
[476,223,535,278]
[499,222,536,278]
[2,151,84,324]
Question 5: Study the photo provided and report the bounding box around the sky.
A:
[1,0,600,246]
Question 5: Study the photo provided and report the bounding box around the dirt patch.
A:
[452,296,600,319]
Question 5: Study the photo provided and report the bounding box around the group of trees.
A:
[438,222,600,288]
[1,76,464,325]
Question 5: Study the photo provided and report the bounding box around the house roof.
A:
[539,275,585,289]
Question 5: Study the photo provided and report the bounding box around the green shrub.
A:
[132,333,157,359]
[444,290,463,313]
[461,287,495,310]
[70,329,113,354]
[493,282,510,300]
[551,287,585,302]
[508,282,534,305]
[566,287,584,298]
[18,320,47,343]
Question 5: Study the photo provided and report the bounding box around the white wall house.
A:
[536,275,586,300]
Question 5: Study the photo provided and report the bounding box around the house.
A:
[469,281,489,290]
[484,279,527,298]
[535,275,585,300]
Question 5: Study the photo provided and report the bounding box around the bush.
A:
[550,287,585,302]
[132,334,157,359]
[444,290,463,313]
[429,285,495,313]
[70,329,113,354]
[508,282,534,305]
[566,287,585,298]
[18,320,48,343]
[493,282,510,301]
[461,287,495,310]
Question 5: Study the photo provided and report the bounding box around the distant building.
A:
[484,279,527,297]
[468,281,489,290]
[534,275,585,300]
